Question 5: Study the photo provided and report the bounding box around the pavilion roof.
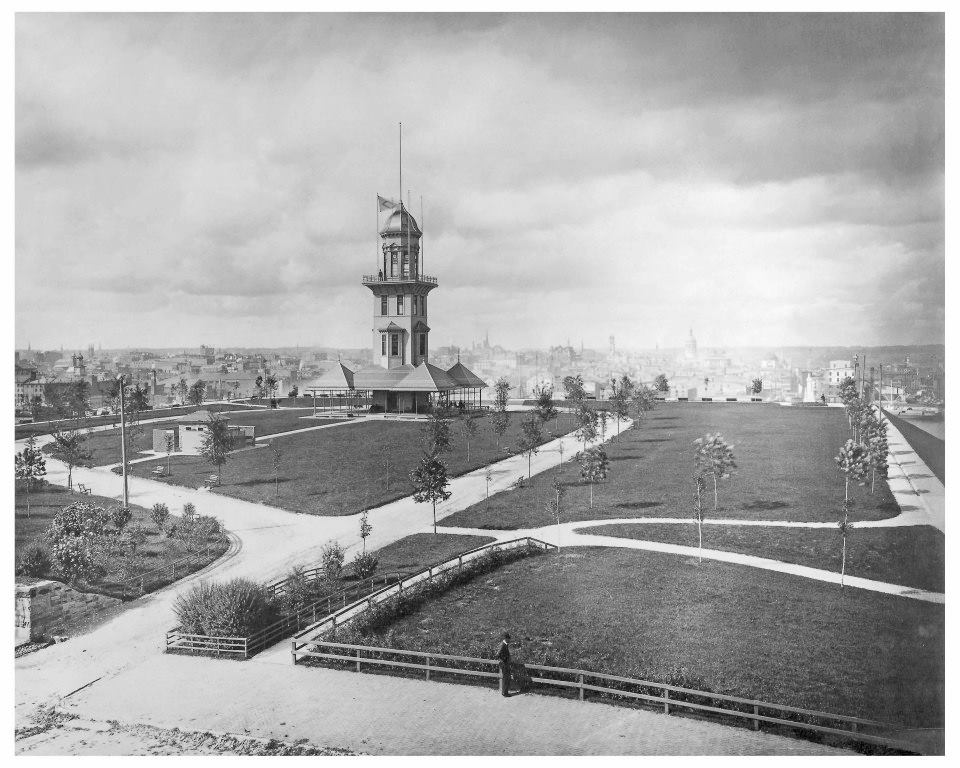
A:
[301,362,355,390]
[446,361,487,389]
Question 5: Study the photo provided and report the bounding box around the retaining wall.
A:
[15,579,121,645]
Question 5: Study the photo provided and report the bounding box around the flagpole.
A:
[399,122,403,278]
[420,194,424,277]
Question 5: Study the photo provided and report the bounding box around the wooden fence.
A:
[291,538,556,645]
[165,571,409,659]
[291,639,926,755]
[115,543,221,600]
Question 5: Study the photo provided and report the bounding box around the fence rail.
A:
[291,538,557,645]
[292,640,926,754]
[115,542,221,600]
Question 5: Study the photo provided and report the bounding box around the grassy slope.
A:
[576,522,944,592]
[371,533,497,574]
[128,414,563,516]
[351,546,943,727]
[15,485,229,600]
[443,403,899,530]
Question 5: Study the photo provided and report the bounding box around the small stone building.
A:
[152,410,255,455]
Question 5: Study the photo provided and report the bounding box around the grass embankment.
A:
[371,533,496,574]
[443,403,899,531]
[341,546,943,728]
[882,411,945,484]
[576,522,944,592]
[43,408,334,468]
[15,485,229,601]
[129,415,563,516]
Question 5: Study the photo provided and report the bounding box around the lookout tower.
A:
[362,204,437,368]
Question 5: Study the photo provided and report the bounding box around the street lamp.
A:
[117,374,129,509]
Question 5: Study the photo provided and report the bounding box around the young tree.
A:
[164,433,175,475]
[533,384,559,427]
[484,466,493,498]
[176,378,189,406]
[151,502,170,533]
[864,414,889,493]
[457,413,479,463]
[320,539,346,587]
[579,445,609,508]
[49,428,93,492]
[654,374,670,393]
[254,375,265,401]
[693,433,737,513]
[422,411,453,455]
[835,438,868,505]
[552,476,567,557]
[837,515,853,588]
[609,376,633,439]
[751,377,763,395]
[491,410,510,450]
[562,374,586,403]
[410,452,452,534]
[517,414,543,478]
[188,380,206,407]
[15,436,46,518]
[692,473,707,562]
[199,416,232,485]
[272,446,283,500]
[596,408,610,440]
[359,509,373,553]
[44,384,70,421]
[630,385,657,429]
[265,374,279,405]
[111,505,133,533]
[574,402,598,452]
[494,377,511,412]
[129,383,151,412]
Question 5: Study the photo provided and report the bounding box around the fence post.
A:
[753,704,760,731]
[425,655,431,681]
[331,616,337,639]
[663,687,670,714]
[291,639,297,665]
[458,555,463,571]
[140,577,145,596]
[578,674,584,701]
[356,647,361,673]
[312,605,317,624]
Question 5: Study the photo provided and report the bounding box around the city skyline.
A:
[16,13,945,350]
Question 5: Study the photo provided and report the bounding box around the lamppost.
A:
[117,373,129,509]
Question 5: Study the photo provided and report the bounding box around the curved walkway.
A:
[435,521,944,604]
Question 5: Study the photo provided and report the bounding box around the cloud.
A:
[15,13,944,350]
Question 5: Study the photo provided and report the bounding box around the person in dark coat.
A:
[497,632,511,696]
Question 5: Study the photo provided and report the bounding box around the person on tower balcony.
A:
[378,269,383,281]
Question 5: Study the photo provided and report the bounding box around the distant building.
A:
[684,329,698,361]
[827,359,855,387]
[152,410,255,456]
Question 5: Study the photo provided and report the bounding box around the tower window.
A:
[412,296,418,315]
[391,334,399,357]
[391,253,398,276]
[397,295,404,314]
[422,296,426,315]
[381,335,386,356]
[402,255,408,277]
[380,296,388,316]
[419,333,426,356]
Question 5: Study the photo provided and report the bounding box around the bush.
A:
[352,551,379,580]
[51,536,106,584]
[111,506,133,533]
[173,578,279,637]
[277,565,311,615]
[125,523,148,554]
[151,503,170,533]
[182,502,196,520]
[321,540,346,584]
[47,502,109,542]
[16,543,51,578]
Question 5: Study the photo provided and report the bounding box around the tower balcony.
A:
[362,274,438,286]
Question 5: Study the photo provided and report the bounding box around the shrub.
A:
[125,523,148,554]
[321,540,346,584]
[47,502,109,542]
[150,503,170,533]
[16,543,51,578]
[278,565,311,615]
[352,551,379,580]
[182,502,196,520]
[51,536,106,584]
[173,578,279,636]
[111,506,133,533]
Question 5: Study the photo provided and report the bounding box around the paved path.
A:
[56,654,848,756]
[879,411,944,531]
[14,420,627,717]
[436,522,944,604]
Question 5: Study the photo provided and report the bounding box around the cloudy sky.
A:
[15,13,944,351]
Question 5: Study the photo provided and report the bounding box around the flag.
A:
[378,195,399,212]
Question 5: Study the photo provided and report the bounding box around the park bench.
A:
[76,483,92,496]
[153,465,166,477]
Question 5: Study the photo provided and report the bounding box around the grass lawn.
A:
[16,403,242,440]
[341,546,943,728]
[129,414,563,516]
[15,484,229,601]
[576,522,944,592]
[44,408,337,468]
[442,403,899,531]
[371,533,496,574]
